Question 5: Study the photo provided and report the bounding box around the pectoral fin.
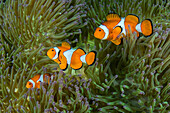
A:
[110,27,123,45]
[54,57,67,70]
[53,58,61,64]
[109,26,122,41]
[58,53,68,71]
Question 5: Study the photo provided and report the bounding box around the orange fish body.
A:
[26,73,53,88]
[47,42,97,70]
[94,14,153,45]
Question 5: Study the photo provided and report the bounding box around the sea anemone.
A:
[0,0,169,112]
[0,0,87,48]
[86,0,169,32]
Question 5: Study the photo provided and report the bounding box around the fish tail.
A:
[81,51,97,66]
[135,19,153,37]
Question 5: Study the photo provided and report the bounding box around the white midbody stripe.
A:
[63,49,76,64]
[80,54,86,63]
[135,23,142,32]
[114,17,126,35]
[37,74,44,83]
[99,25,109,40]
[29,79,35,88]
[52,47,60,59]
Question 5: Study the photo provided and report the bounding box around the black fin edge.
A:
[75,48,86,54]
[61,63,68,71]
[72,63,83,70]
[57,50,61,62]
[115,26,123,33]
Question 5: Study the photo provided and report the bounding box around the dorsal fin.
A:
[61,42,71,49]
[106,14,121,21]
[32,74,41,82]
[125,14,139,25]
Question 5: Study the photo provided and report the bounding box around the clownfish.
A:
[26,73,54,88]
[94,14,153,45]
[47,42,97,70]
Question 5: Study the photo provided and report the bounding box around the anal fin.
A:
[111,38,122,45]
[59,63,68,71]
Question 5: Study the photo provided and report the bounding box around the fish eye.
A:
[52,49,54,51]
[29,83,32,85]
[99,30,101,31]
[39,81,41,82]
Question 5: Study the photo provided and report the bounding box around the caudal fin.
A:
[85,51,97,66]
[136,19,153,37]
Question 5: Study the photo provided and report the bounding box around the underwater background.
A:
[0,0,169,112]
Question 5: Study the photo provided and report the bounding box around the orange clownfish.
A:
[26,73,54,88]
[94,14,153,45]
[47,42,97,70]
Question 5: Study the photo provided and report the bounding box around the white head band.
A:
[52,47,60,59]
[99,25,109,40]
[29,79,35,88]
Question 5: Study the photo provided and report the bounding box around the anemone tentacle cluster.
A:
[0,0,169,112]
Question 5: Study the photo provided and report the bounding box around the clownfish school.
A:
[94,14,153,45]
[26,13,154,89]
[47,42,97,70]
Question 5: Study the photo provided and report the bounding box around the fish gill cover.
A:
[0,0,169,113]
